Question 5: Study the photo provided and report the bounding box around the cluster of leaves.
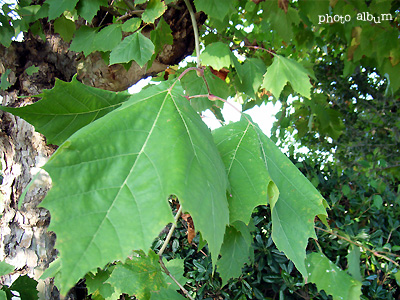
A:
[0,0,399,299]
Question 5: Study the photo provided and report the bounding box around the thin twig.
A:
[183,0,200,67]
[158,205,183,256]
[157,205,194,299]
[315,226,400,266]
[159,257,195,300]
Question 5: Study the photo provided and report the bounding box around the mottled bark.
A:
[0,1,204,299]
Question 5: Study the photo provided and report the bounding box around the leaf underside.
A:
[41,81,229,293]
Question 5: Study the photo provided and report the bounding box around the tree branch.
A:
[315,226,400,267]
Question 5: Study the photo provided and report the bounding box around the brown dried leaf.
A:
[181,213,195,244]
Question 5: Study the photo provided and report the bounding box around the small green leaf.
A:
[93,24,122,52]
[194,0,235,21]
[109,32,155,67]
[77,0,108,22]
[162,258,186,291]
[0,76,131,145]
[85,267,115,300]
[142,0,167,24]
[0,69,12,91]
[200,42,232,71]
[150,17,173,56]
[372,194,383,209]
[0,19,13,47]
[9,275,38,300]
[262,55,312,99]
[394,271,400,286]
[70,26,97,56]
[0,290,6,300]
[122,18,142,32]
[54,15,75,42]
[236,58,266,98]
[306,253,362,300]
[0,261,14,276]
[106,251,166,299]
[25,66,40,76]
[347,245,362,281]
[46,0,79,20]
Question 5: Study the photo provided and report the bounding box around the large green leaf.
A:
[0,290,5,300]
[0,76,131,145]
[255,127,328,278]
[306,253,362,300]
[213,119,275,224]
[262,55,312,99]
[41,81,229,293]
[109,32,155,67]
[107,251,166,300]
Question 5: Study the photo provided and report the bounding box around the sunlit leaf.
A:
[107,251,166,300]
[122,18,142,32]
[200,42,233,71]
[142,0,167,24]
[262,55,312,99]
[109,32,155,67]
